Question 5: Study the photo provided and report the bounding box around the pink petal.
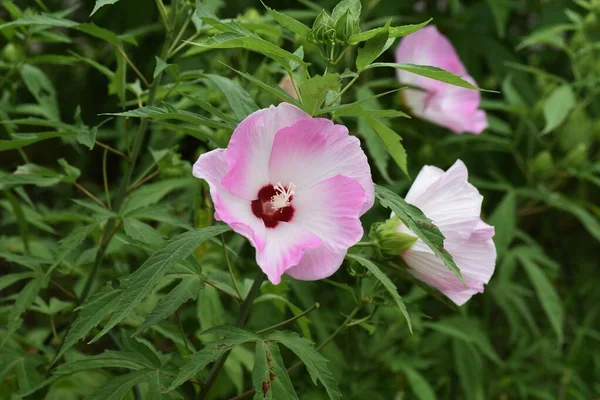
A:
[193,149,266,249]
[222,103,308,200]
[256,222,322,284]
[404,165,444,203]
[395,26,487,135]
[268,117,374,215]
[293,175,365,250]
[399,160,482,248]
[285,244,346,281]
[193,149,267,250]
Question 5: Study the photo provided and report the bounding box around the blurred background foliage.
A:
[1,0,600,399]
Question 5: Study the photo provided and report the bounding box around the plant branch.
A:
[198,271,265,400]
[95,140,128,159]
[116,45,150,87]
[221,234,242,300]
[73,182,106,209]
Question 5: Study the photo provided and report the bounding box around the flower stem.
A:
[198,271,265,400]
[257,302,320,334]
[222,234,242,300]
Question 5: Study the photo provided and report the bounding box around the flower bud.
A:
[308,10,336,44]
[334,10,360,43]
[530,150,554,180]
[370,217,418,258]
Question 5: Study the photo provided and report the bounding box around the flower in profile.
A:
[394,160,496,305]
[193,103,374,284]
[395,26,487,134]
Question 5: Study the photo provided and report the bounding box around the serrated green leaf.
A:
[364,117,408,177]
[263,3,310,37]
[20,64,59,121]
[0,132,76,151]
[105,106,230,130]
[53,351,151,376]
[168,335,250,392]
[298,74,341,115]
[134,275,202,335]
[349,19,431,44]
[122,178,192,215]
[266,331,341,400]
[54,284,123,361]
[356,23,391,71]
[90,0,121,16]
[0,278,43,349]
[374,185,462,280]
[516,248,564,344]
[124,218,164,245]
[85,369,153,400]
[253,341,299,400]
[367,63,487,91]
[0,272,38,292]
[45,223,97,279]
[542,84,575,135]
[90,225,230,343]
[203,74,259,120]
[346,254,411,330]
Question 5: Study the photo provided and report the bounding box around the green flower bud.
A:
[308,10,336,44]
[2,43,23,62]
[369,217,418,259]
[563,144,587,167]
[530,151,554,180]
[334,10,360,43]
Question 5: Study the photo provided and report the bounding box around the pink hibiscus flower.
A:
[395,26,487,134]
[193,103,374,284]
[397,160,496,305]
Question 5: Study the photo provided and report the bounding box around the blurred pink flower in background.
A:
[397,160,496,305]
[279,75,299,100]
[395,26,487,134]
[194,103,374,284]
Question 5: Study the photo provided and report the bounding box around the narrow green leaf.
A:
[45,223,97,279]
[134,275,202,335]
[85,369,153,400]
[53,351,151,375]
[252,341,299,400]
[203,74,259,120]
[452,340,485,400]
[104,106,230,130]
[516,249,564,343]
[346,253,411,330]
[4,189,29,253]
[488,191,516,256]
[226,66,303,108]
[0,132,76,152]
[367,63,488,91]
[332,0,361,21]
[349,19,431,44]
[20,64,59,121]
[542,84,575,135]
[263,3,310,37]
[487,0,512,37]
[374,185,462,280]
[394,364,435,400]
[267,331,341,400]
[122,178,192,215]
[54,284,123,361]
[90,225,230,343]
[1,278,43,349]
[0,272,38,292]
[364,117,408,177]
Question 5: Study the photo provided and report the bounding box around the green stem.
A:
[198,271,265,400]
[229,306,361,400]
[222,234,242,300]
[257,302,320,334]
[326,74,359,108]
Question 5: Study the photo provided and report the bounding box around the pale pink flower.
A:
[279,75,298,100]
[193,103,374,284]
[395,26,487,134]
[397,160,496,305]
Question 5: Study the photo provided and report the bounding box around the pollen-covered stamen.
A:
[270,182,295,211]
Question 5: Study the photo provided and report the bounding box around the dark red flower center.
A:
[251,184,295,229]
